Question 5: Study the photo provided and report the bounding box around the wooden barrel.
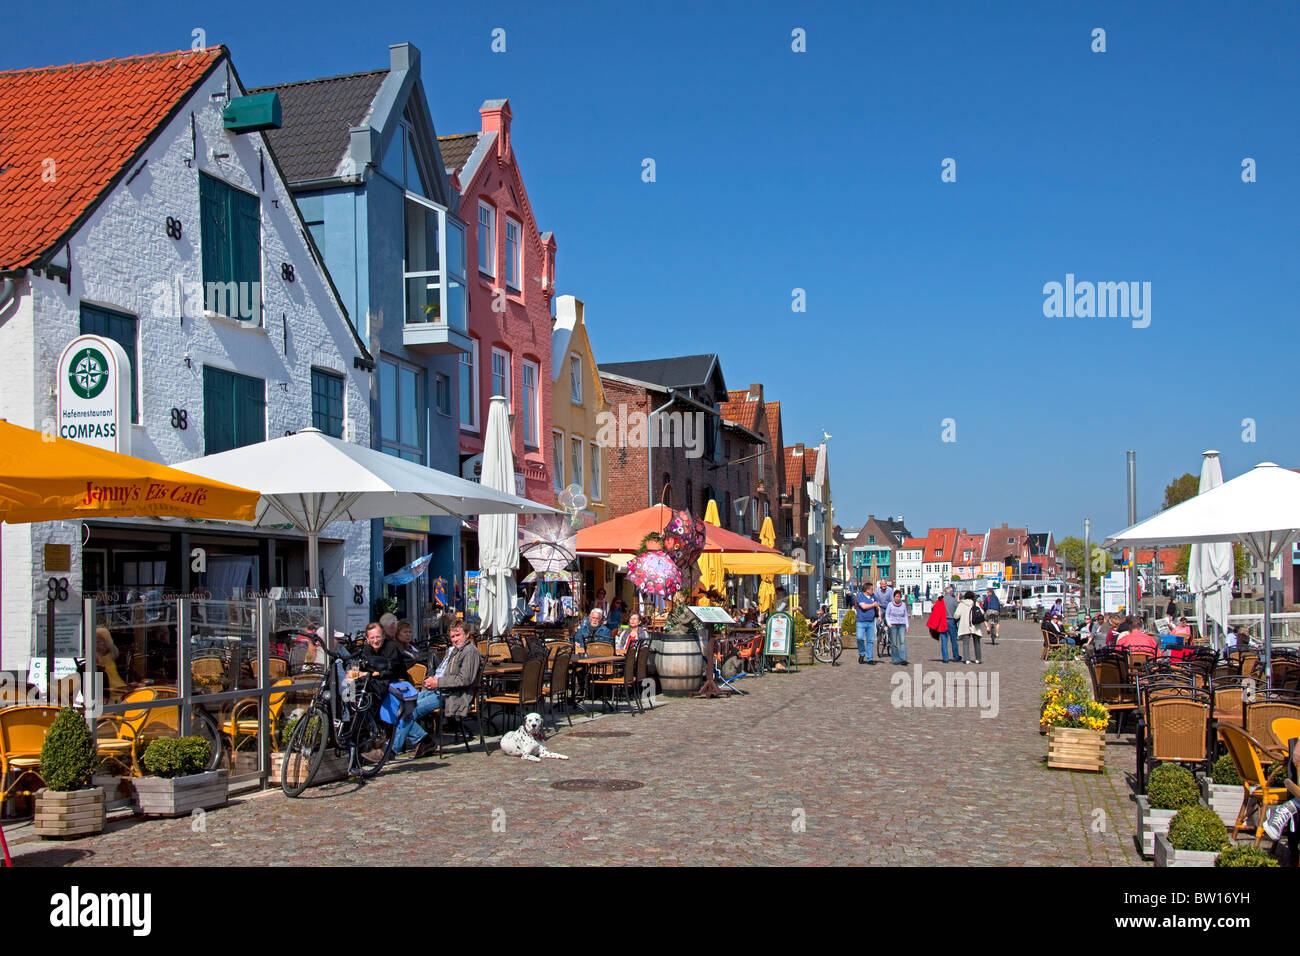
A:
[651,632,706,695]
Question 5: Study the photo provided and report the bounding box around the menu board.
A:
[765,611,793,658]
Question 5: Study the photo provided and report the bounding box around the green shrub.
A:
[141,736,211,778]
[1210,754,1241,786]
[1168,805,1230,852]
[1215,844,1278,867]
[1146,763,1200,811]
[840,608,856,634]
[39,707,97,792]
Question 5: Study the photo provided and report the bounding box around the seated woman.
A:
[1170,617,1193,639]
[606,597,625,631]
[616,612,650,654]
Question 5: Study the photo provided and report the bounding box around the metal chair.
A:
[1219,724,1290,845]
[1136,688,1212,792]
[542,650,573,727]
[483,659,545,733]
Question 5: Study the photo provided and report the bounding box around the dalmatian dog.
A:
[499,712,568,761]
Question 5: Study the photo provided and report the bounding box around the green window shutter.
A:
[199,174,231,291]
[232,187,261,320]
[203,366,235,454]
[79,303,139,424]
[237,374,266,446]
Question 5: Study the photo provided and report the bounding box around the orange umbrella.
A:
[575,503,778,556]
[0,420,258,523]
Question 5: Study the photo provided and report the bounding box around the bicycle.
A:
[811,624,843,664]
[280,632,398,797]
[875,626,892,661]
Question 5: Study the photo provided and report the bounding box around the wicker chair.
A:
[1211,675,1252,729]
[407,662,427,688]
[1244,696,1300,759]
[483,658,544,734]
[1269,659,1300,691]
[586,641,615,658]
[1136,689,1212,792]
[633,641,653,712]
[542,650,573,727]
[508,641,527,664]
[486,642,513,663]
[546,641,574,668]
[1218,723,1290,845]
[1041,627,1067,660]
[590,647,639,714]
[1085,654,1138,735]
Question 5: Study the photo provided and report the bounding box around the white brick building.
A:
[0,48,373,670]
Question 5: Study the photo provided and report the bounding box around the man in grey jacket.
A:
[394,621,481,758]
[942,586,962,663]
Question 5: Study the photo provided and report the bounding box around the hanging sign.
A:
[57,334,132,454]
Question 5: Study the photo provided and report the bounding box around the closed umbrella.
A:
[696,500,726,606]
[478,396,519,638]
[758,516,777,613]
[1187,450,1234,648]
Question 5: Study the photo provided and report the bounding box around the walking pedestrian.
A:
[981,587,1001,645]
[942,585,962,663]
[884,588,909,665]
[854,581,882,665]
[956,590,984,664]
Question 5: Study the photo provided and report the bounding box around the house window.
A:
[199,173,261,322]
[569,354,582,404]
[203,366,265,455]
[570,438,584,493]
[552,430,565,491]
[459,339,479,430]
[434,372,451,417]
[477,201,495,277]
[380,357,425,463]
[404,194,467,333]
[79,303,138,423]
[504,217,522,291]
[590,442,601,502]
[521,360,539,447]
[724,437,732,459]
[491,348,511,405]
[310,368,345,438]
[868,535,875,545]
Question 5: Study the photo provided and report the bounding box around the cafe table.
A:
[568,655,623,713]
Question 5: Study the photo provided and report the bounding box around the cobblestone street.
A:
[11,618,1143,866]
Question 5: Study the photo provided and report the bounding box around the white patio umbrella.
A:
[1187,451,1234,649]
[178,428,556,590]
[1105,461,1300,683]
[478,396,519,638]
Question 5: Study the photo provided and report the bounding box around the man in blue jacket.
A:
[855,583,882,665]
[981,588,1001,644]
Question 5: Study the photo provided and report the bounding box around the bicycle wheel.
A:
[350,706,394,780]
[811,631,836,664]
[876,629,890,660]
[281,705,328,798]
[189,710,225,772]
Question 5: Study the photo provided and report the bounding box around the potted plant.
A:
[1155,804,1230,867]
[792,611,814,666]
[132,736,228,817]
[1215,844,1278,867]
[269,714,347,787]
[34,707,104,838]
[1199,754,1245,828]
[839,608,857,651]
[1041,663,1107,770]
[1137,763,1201,858]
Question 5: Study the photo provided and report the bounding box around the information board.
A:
[764,611,794,659]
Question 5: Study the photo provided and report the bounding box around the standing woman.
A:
[956,591,984,664]
[884,589,909,665]
[926,595,948,653]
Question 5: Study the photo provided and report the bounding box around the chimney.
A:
[748,382,763,402]
[480,98,512,161]
[794,443,804,456]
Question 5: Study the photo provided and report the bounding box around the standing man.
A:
[981,587,1001,645]
[855,582,882,665]
[942,585,962,663]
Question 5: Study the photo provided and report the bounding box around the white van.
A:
[1012,581,1073,611]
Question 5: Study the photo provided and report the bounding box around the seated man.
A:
[1115,619,1158,656]
[392,621,481,758]
[572,607,611,652]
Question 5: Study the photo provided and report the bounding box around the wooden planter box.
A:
[1046,726,1105,772]
[269,748,349,788]
[132,770,228,818]
[1154,831,1219,868]
[33,787,105,838]
[794,644,814,666]
[1199,776,1247,829]
[841,630,857,651]
[1135,796,1180,859]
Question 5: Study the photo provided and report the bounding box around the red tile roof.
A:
[955,533,985,564]
[920,527,960,562]
[718,397,760,434]
[901,537,928,549]
[0,48,223,270]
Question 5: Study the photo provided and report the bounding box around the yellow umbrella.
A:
[696,499,726,606]
[0,420,258,523]
[758,516,776,613]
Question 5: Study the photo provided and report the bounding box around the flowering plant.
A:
[1040,663,1108,731]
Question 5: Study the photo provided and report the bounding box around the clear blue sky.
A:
[10,0,1298,543]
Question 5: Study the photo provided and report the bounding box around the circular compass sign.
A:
[57,335,132,453]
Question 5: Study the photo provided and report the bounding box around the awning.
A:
[723,553,813,576]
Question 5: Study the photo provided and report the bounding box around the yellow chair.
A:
[0,705,59,810]
[1271,716,1300,762]
[1219,723,1290,845]
[95,688,171,776]
[220,679,293,758]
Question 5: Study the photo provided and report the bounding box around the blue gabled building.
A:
[254,43,470,635]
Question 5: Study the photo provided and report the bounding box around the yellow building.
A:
[551,295,610,605]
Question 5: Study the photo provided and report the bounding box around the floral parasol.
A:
[626,550,682,597]
[659,509,706,571]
